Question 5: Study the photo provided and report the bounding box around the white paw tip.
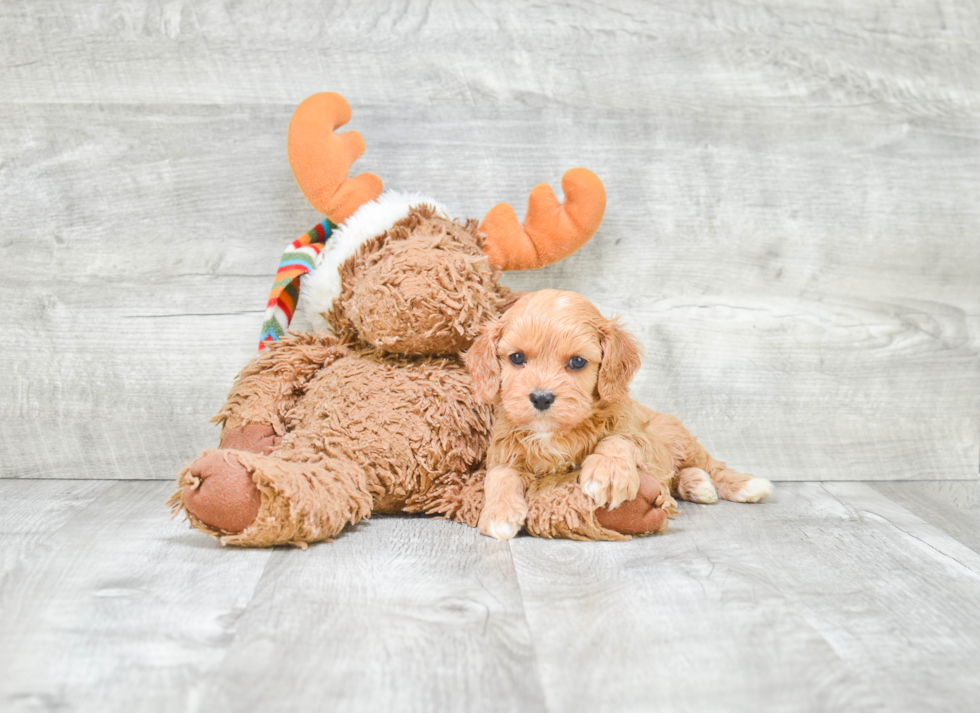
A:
[581,480,605,504]
[487,520,519,540]
[737,478,773,503]
[690,480,719,504]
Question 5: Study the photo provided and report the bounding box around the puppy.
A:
[465,289,773,540]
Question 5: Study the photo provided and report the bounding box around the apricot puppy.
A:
[465,289,773,540]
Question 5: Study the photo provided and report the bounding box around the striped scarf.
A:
[258,217,337,350]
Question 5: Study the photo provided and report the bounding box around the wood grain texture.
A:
[511,482,980,713]
[5,479,980,711]
[1,0,978,480]
[190,517,546,713]
[0,479,113,582]
[0,480,543,713]
[0,480,273,713]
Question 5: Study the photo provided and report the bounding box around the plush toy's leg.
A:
[168,334,364,547]
[523,470,669,541]
[170,447,373,548]
[405,466,667,540]
[403,468,486,528]
[213,332,349,436]
[594,474,670,536]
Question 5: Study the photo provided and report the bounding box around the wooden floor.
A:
[2,478,980,712]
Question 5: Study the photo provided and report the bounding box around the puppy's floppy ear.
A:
[465,318,505,402]
[597,318,642,402]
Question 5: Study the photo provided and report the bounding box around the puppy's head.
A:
[465,289,641,434]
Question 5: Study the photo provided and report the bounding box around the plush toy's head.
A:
[263,92,609,355]
[326,205,504,355]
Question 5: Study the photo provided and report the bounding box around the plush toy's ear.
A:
[464,318,506,402]
[288,92,384,224]
[597,318,642,403]
[481,168,606,272]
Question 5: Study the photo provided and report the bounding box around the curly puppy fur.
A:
[465,289,773,539]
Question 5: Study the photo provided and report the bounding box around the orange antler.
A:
[287,92,384,224]
[480,168,606,271]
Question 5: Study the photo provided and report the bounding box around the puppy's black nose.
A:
[530,390,556,411]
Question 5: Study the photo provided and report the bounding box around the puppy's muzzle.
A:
[529,390,556,411]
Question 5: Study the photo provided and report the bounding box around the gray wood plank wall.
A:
[2,0,978,481]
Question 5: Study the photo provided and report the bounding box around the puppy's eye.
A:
[508,352,526,366]
[567,356,587,370]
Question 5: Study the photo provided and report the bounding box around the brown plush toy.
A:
[169,92,668,547]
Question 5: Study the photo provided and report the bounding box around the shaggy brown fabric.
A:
[213,333,351,435]
[403,467,487,527]
[171,445,374,549]
[218,424,282,454]
[329,207,505,355]
[172,332,496,546]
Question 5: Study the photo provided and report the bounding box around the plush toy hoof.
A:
[594,472,667,536]
[182,451,261,533]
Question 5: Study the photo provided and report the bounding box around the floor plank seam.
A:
[821,483,980,579]
[506,539,555,713]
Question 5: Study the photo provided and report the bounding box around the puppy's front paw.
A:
[579,454,640,509]
[478,500,528,540]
